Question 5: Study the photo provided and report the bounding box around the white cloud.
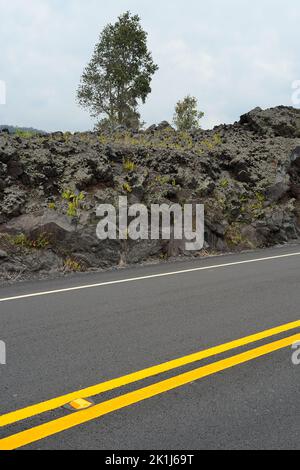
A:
[0,0,300,131]
[163,40,216,82]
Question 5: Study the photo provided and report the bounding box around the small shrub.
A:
[219,178,229,189]
[10,233,49,249]
[201,133,222,152]
[12,234,28,247]
[123,159,136,172]
[63,132,72,140]
[62,190,85,217]
[31,234,50,249]
[250,192,266,212]
[255,192,265,204]
[63,258,83,272]
[122,182,133,193]
[225,224,243,247]
[155,175,170,185]
[15,129,37,139]
[98,134,108,145]
[213,133,222,145]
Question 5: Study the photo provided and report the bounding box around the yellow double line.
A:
[1,320,300,450]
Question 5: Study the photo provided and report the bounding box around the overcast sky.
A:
[0,0,299,131]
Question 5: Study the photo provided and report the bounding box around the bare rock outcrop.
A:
[0,105,300,282]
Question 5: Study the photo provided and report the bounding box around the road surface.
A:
[0,245,300,450]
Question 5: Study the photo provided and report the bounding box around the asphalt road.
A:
[0,245,300,450]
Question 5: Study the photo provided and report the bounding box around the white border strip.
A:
[0,252,300,304]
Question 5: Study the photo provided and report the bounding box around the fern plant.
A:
[62,190,85,217]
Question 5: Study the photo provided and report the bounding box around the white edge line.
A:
[0,252,300,303]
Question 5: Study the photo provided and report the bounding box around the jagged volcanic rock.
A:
[0,106,299,283]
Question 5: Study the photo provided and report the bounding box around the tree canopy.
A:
[77,12,158,130]
[173,95,204,131]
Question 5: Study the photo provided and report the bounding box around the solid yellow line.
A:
[0,333,298,451]
[1,319,300,428]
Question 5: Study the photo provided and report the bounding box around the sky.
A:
[0,0,299,132]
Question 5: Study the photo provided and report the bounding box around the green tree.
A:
[173,95,204,131]
[77,11,158,130]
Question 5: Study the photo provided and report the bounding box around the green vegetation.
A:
[154,175,177,187]
[62,190,85,218]
[8,233,49,250]
[15,129,37,139]
[202,133,222,150]
[219,178,229,189]
[123,159,136,172]
[250,192,265,211]
[62,132,73,142]
[98,134,109,145]
[95,129,222,156]
[77,11,158,130]
[122,182,133,193]
[239,194,248,203]
[48,202,56,210]
[173,95,204,131]
[155,175,171,185]
[225,223,243,247]
[64,258,83,272]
